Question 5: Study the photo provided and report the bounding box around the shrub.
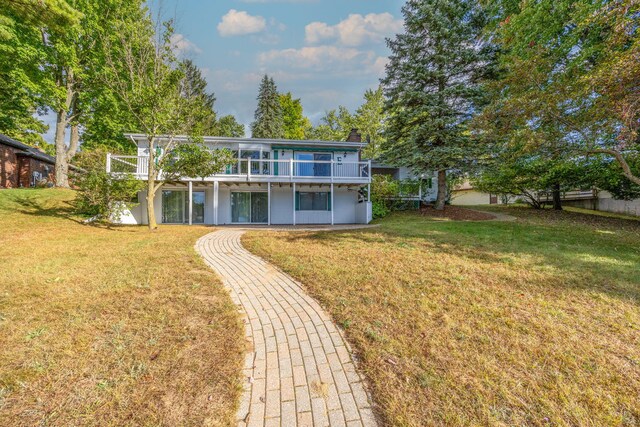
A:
[73,149,144,222]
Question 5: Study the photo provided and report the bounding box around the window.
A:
[297,192,330,211]
[161,190,205,224]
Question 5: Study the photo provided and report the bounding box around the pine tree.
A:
[179,59,217,135]
[381,0,493,209]
[251,75,284,139]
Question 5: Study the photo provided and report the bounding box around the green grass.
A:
[243,207,640,427]
[0,189,243,426]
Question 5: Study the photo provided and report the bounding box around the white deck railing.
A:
[107,155,371,182]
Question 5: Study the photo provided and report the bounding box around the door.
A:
[162,190,185,223]
[231,192,251,223]
[231,192,268,223]
[295,153,332,177]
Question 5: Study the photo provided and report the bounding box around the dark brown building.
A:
[0,134,56,188]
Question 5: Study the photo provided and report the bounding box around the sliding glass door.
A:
[231,191,268,223]
[161,190,205,224]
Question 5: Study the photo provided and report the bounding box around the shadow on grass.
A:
[8,193,85,225]
[260,209,640,303]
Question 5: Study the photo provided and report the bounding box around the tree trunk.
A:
[552,182,562,211]
[54,109,69,188]
[434,169,447,210]
[146,153,158,230]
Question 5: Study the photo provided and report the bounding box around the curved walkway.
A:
[196,230,377,427]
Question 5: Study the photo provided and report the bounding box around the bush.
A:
[372,200,390,219]
[73,149,144,222]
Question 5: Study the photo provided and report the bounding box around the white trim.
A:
[267,183,271,226]
[213,181,219,225]
[292,182,296,226]
[331,183,334,225]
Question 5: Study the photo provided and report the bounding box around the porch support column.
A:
[188,181,193,225]
[292,182,296,226]
[213,180,219,225]
[330,183,334,225]
[267,182,271,225]
[367,183,371,202]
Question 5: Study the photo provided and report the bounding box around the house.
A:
[0,134,56,188]
[108,131,373,225]
[451,180,502,205]
[370,161,439,205]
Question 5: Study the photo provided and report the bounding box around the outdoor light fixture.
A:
[343,152,348,157]
[281,150,285,156]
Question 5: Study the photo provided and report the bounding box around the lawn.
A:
[243,207,640,426]
[0,189,243,426]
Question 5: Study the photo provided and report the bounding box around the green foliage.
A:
[355,87,386,158]
[179,59,217,135]
[591,155,640,201]
[473,155,597,208]
[251,75,284,139]
[161,143,235,180]
[214,115,245,137]
[73,149,144,222]
[279,92,311,140]
[307,106,354,141]
[480,0,640,185]
[381,0,495,207]
[370,174,423,218]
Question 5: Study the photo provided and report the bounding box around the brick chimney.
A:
[346,128,362,142]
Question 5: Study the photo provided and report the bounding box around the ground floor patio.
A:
[120,181,373,226]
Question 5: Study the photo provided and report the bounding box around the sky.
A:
[39,0,407,143]
[158,0,405,134]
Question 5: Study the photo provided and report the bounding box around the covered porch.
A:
[128,180,373,226]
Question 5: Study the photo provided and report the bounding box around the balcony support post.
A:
[292,182,296,226]
[213,180,219,225]
[290,158,294,181]
[106,153,111,173]
[330,183,334,225]
[368,183,371,202]
[188,181,193,226]
[267,182,271,226]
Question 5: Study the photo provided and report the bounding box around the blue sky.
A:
[38,1,406,142]
[158,0,405,135]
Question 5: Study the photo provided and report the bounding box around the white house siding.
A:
[119,183,368,225]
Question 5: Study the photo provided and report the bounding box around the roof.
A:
[124,133,367,150]
[0,134,56,165]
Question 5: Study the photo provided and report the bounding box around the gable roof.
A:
[0,134,56,165]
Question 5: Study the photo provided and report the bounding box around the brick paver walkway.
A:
[196,229,377,427]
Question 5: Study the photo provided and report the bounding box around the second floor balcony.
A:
[107,154,372,184]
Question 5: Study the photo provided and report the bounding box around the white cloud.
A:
[258,46,387,77]
[170,33,202,55]
[217,9,267,37]
[305,13,403,47]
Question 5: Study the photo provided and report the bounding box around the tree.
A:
[474,154,595,209]
[0,0,81,31]
[101,14,232,230]
[251,75,284,139]
[0,6,50,149]
[480,0,640,186]
[307,106,354,141]
[381,0,494,210]
[279,92,311,140]
[354,86,386,158]
[215,114,245,137]
[73,148,144,223]
[179,59,217,135]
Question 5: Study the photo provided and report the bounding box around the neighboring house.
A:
[108,131,373,225]
[0,134,55,188]
[451,180,502,205]
[370,161,439,204]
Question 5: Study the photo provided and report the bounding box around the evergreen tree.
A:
[179,59,217,135]
[381,0,493,209]
[251,75,284,139]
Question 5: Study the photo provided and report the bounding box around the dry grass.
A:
[0,189,244,426]
[243,208,640,427]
